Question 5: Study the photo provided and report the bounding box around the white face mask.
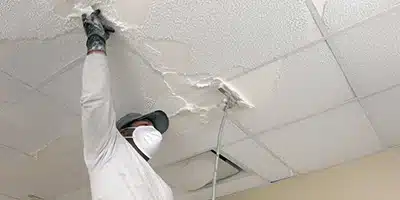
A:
[125,126,162,159]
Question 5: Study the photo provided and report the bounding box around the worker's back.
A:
[87,133,173,200]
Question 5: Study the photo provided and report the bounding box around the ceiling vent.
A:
[156,150,242,192]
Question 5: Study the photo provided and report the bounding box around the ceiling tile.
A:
[106,47,174,118]
[229,42,353,134]
[33,134,87,180]
[361,86,400,147]
[0,91,80,153]
[0,135,88,200]
[139,0,321,77]
[222,139,292,181]
[175,173,265,200]
[27,135,89,199]
[156,151,240,193]
[39,46,178,117]
[0,71,32,105]
[0,1,74,40]
[0,146,37,199]
[150,111,247,167]
[0,32,85,87]
[258,102,382,173]
[38,58,83,115]
[330,6,400,96]
[311,0,329,17]
[0,145,32,170]
[55,187,91,200]
[105,0,152,26]
[312,0,400,32]
[0,195,17,200]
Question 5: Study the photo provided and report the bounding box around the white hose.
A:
[211,102,230,200]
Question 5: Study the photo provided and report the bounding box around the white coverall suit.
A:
[80,53,174,200]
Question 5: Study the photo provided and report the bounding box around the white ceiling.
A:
[1,0,400,199]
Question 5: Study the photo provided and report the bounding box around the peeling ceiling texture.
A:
[1,0,400,199]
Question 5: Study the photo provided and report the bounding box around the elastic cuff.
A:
[87,50,106,55]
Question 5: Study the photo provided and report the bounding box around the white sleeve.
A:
[80,53,119,168]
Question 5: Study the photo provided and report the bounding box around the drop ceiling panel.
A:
[0,71,32,105]
[139,0,322,76]
[258,102,382,173]
[0,32,85,87]
[33,134,87,179]
[361,86,400,147]
[0,195,17,200]
[0,145,32,170]
[150,113,247,167]
[39,45,186,117]
[311,0,400,32]
[106,47,174,118]
[0,147,38,199]
[156,151,240,193]
[229,42,353,134]
[55,187,91,200]
[0,1,75,40]
[0,91,81,153]
[222,139,292,181]
[26,135,89,199]
[0,135,88,200]
[38,59,84,115]
[330,6,400,96]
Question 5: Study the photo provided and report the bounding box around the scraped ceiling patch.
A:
[139,0,321,75]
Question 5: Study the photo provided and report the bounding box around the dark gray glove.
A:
[82,9,115,54]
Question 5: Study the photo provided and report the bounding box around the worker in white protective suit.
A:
[80,9,174,200]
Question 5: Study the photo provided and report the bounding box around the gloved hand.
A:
[82,9,115,55]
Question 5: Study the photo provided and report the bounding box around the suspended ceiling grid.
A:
[1,0,400,199]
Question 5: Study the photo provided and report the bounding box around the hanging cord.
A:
[211,98,234,200]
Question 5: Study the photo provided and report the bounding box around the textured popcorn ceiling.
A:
[1,0,400,199]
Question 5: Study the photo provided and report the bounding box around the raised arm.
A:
[80,10,117,168]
